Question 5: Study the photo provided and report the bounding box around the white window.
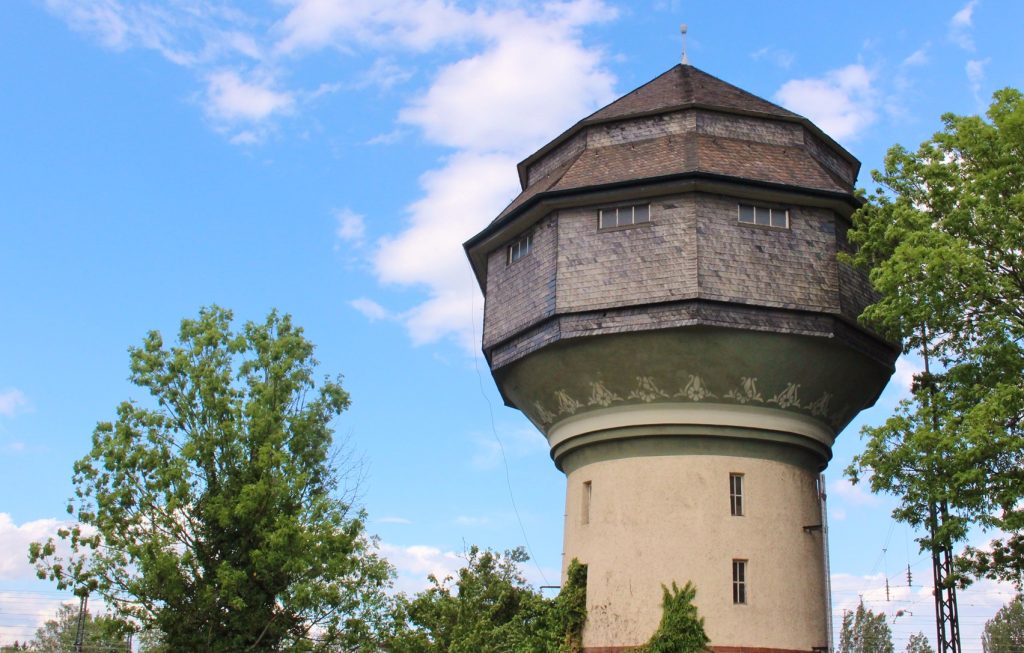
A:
[730,473,744,516]
[733,559,747,604]
[738,203,788,228]
[582,480,592,525]
[599,203,651,230]
[507,233,533,264]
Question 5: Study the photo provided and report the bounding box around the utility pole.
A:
[73,593,88,653]
[921,328,961,653]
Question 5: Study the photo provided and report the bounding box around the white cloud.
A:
[0,514,64,581]
[774,64,877,141]
[830,569,1014,652]
[378,542,461,593]
[0,389,28,417]
[398,12,615,152]
[950,0,979,51]
[204,70,295,123]
[0,592,70,646]
[274,0,477,55]
[831,477,882,507]
[893,355,923,395]
[334,208,367,245]
[349,298,393,322]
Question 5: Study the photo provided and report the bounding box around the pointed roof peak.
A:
[581,64,801,126]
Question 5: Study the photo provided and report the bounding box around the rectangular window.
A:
[582,481,592,525]
[733,560,747,604]
[730,473,744,516]
[599,203,651,230]
[738,203,788,228]
[507,233,533,264]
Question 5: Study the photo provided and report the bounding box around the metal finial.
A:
[680,23,689,65]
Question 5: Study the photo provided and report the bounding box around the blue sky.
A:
[1,0,1023,648]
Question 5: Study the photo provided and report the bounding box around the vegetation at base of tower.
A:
[904,632,934,653]
[388,547,588,653]
[27,306,396,652]
[628,581,710,653]
[844,87,1024,587]
[837,602,894,653]
[982,595,1024,653]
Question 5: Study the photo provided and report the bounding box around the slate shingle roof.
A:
[493,133,850,223]
[580,64,802,124]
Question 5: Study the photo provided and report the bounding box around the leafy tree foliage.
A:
[0,642,29,652]
[837,602,894,653]
[391,547,587,653]
[29,307,394,652]
[905,632,933,653]
[982,595,1024,653]
[629,581,709,653]
[30,602,131,653]
[845,88,1024,585]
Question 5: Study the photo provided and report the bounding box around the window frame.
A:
[581,480,592,525]
[737,203,790,229]
[598,203,652,231]
[730,473,744,516]
[506,232,533,265]
[732,559,748,605]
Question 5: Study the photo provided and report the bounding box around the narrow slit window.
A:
[730,473,744,516]
[582,481,592,525]
[599,203,651,230]
[507,233,533,264]
[738,203,789,229]
[733,559,747,604]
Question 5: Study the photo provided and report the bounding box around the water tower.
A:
[464,63,898,653]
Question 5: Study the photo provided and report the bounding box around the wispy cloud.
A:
[470,426,547,470]
[967,57,991,105]
[205,70,294,123]
[949,0,979,51]
[375,516,413,525]
[334,208,367,246]
[750,46,795,69]
[0,389,28,418]
[378,542,462,593]
[349,298,393,322]
[901,46,929,68]
[774,64,877,141]
[831,476,882,507]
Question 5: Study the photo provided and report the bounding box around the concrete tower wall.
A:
[561,436,827,651]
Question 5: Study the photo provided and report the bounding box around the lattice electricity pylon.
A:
[929,503,962,653]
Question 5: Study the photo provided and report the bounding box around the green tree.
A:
[982,595,1024,653]
[630,581,709,653]
[29,306,394,652]
[394,546,553,653]
[845,88,1024,586]
[391,547,587,653]
[905,632,933,653]
[837,603,894,653]
[29,602,130,653]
